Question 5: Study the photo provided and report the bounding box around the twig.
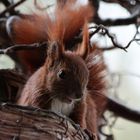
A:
[89,25,140,51]
[100,38,140,51]
[98,114,115,140]
[0,0,11,7]
[0,0,26,17]
[94,14,140,26]
[102,0,140,11]
[107,96,140,123]
[0,42,47,54]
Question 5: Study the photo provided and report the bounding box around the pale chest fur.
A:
[51,98,75,116]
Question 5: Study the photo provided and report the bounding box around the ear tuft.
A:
[46,41,64,68]
[77,21,89,60]
[49,41,60,57]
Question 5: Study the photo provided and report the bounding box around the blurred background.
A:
[0,0,140,139]
[99,1,140,140]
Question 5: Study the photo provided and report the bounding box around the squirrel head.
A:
[43,23,89,103]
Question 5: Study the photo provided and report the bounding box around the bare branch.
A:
[99,114,115,140]
[107,96,140,123]
[94,13,140,26]
[0,42,47,54]
[0,0,11,7]
[102,0,140,14]
[89,25,140,51]
[0,0,26,17]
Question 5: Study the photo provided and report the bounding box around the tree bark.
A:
[0,103,95,140]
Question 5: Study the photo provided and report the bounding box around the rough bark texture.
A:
[0,103,95,140]
[0,69,26,103]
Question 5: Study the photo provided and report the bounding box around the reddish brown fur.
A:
[86,46,107,117]
[17,43,99,135]
[16,1,107,138]
[10,1,93,74]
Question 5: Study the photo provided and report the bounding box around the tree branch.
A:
[89,25,140,51]
[94,14,140,26]
[0,0,11,7]
[0,102,95,140]
[0,42,47,54]
[0,0,26,17]
[107,96,140,123]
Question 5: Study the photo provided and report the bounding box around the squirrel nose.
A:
[68,88,83,100]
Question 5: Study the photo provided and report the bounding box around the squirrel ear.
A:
[77,22,89,60]
[47,41,64,67]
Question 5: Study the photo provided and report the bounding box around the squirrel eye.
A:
[58,70,66,79]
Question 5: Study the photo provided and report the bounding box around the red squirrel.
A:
[10,2,140,137]
[17,31,99,135]
[14,1,107,138]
